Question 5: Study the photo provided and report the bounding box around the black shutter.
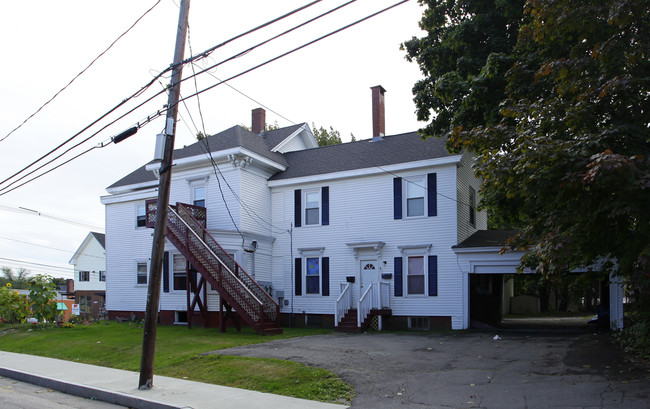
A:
[428,255,438,296]
[294,258,302,296]
[294,189,301,227]
[393,177,402,219]
[163,251,169,293]
[321,257,330,296]
[321,186,329,226]
[394,257,403,296]
[427,173,437,217]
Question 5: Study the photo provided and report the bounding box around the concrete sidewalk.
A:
[0,351,347,409]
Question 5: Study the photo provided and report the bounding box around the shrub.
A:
[0,284,30,324]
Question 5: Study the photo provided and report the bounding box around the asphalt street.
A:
[0,375,124,409]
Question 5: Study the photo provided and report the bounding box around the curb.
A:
[0,367,183,409]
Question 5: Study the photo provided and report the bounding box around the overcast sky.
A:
[0,0,426,279]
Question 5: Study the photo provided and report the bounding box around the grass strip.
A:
[0,322,352,404]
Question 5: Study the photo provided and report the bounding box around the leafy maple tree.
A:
[405,0,650,290]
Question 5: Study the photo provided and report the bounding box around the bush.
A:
[27,275,58,324]
[615,294,650,362]
[0,284,30,324]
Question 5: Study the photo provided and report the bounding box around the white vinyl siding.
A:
[270,163,465,326]
[71,233,106,292]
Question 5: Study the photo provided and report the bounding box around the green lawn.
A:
[0,322,352,404]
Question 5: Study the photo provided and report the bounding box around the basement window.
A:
[408,316,430,331]
[174,311,188,324]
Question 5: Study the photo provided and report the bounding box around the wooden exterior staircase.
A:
[146,200,282,335]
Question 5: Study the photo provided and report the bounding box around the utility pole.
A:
[138,0,190,390]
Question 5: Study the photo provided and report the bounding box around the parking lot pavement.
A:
[214,330,650,409]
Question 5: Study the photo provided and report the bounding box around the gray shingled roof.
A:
[269,131,451,181]
[108,125,289,189]
[107,127,453,191]
[91,232,106,249]
[453,230,519,248]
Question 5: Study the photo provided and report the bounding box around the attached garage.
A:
[453,230,624,331]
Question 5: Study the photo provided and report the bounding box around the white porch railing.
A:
[357,282,391,327]
[334,282,352,327]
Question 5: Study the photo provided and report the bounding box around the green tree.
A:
[0,267,31,289]
[402,0,525,144]
[312,123,342,146]
[27,274,58,324]
[405,0,650,288]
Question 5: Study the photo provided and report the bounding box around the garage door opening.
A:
[469,273,607,331]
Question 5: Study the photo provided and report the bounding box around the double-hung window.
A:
[294,187,329,227]
[79,271,90,282]
[394,251,438,297]
[407,256,425,295]
[305,191,320,225]
[136,262,148,285]
[136,205,147,227]
[193,186,205,207]
[294,252,330,297]
[173,254,187,291]
[406,177,425,217]
[394,174,437,219]
[99,271,106,282]
[305,257,320,294]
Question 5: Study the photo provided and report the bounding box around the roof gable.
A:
[69,231,106,265]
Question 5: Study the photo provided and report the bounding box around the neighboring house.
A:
[100,86,526,332]
[69,232,106,319]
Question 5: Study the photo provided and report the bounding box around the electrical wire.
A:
[0,236,105,260]
[201,68,297,126]
[172,0,409,111]
[0,257,72,274]
[0,1,322,192]
[174,0,322,69]
[0,203,104,231]
[0,0,162,144]
[0,0,409,196]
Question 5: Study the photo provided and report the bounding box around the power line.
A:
[0,1,325,194]
[0,236,105,259]
[173,0,410,110]
[175,0,322,68]
[0,257,72,273]
[0,1,409,196]
[0,0,163,144]
[0,203,104,231]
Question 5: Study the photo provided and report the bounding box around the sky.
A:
[0,0,427,280]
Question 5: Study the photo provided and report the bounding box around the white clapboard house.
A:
[100,86,543,333]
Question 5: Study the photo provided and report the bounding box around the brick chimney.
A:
[371,85,386,140]
[66,279,74,299]
[252,108,266,135]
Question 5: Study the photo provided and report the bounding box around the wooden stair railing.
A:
[147,200,282,335]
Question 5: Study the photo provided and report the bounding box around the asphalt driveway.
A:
[214,330,650,408]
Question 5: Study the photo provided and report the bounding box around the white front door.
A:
[360,260,379,299]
